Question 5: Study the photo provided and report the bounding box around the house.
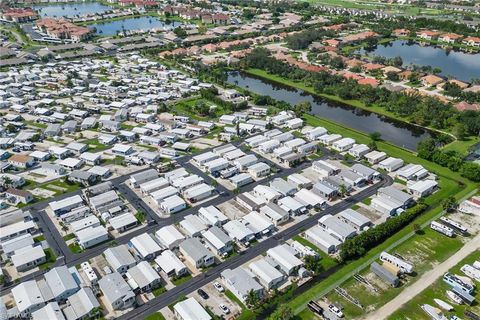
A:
[260,203,290,226]
[49,146,71,159]
[378,186,414,208]
[98,272,136,310]
[202,226,233,256]
[416,30,440,40]
[128,233,162,261]
[378,157,404,172]
[253,185,281,203]
[248,162,270,178]
[160,195,186,214]
[462,36,480,47]
[41,163,66,175]
[179,238,214,268]
[8,154,34,169]
[439,33,463,44]
[50,195,84,216]
[364,150,387,164]
[348,144,370,158]
[44,266,80,302]
[109,212,138,233]
[221,267,264,303]
[80,152,101,165]
[174,297,211,320]
[294,188,327,209]
[68,170,99,186]
[351,163,380,181]
[30,151,51,162]
[305,127,327,141]
[126,261,161,293]
[5,188,33,205]
[277,196,307,216]
[421,74,444,87]
[112,144,134,156]
[151,186,178,205]
[223,220,255,245]
[183,183,214,203]
[197,205,228,227]
[130,169,159,187]
[155,225,185,249]
[12,280,46,317]
[288,173,312,189]
[270,178,296,196]
[249,258,285,290]
[0,219,36,242]
[11,245,46,272]
[242,211,274,236]
[305,225,341,254]
[312,181,337,199]
[63,287,100,320]
[338,209,372,231]
[31,302,65,320]
[104,245,137,274]
[408,179,438,197]
[76,226,109,249]
[267,244,304,275]
[236,192,265,211]
[312,160,340,176]
[180,214,208,237]
[396,164,428,181]
[60,158,84,171]
[332,138,355,152]
[318,214,357,242]
[155,250,188,277]
[234,154,258,171]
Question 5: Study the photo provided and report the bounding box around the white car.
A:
[220,304,230,314]
[328,304,344,318]
[213,281,224,292]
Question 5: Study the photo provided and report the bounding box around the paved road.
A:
[117,175,392,320]
[367,232,480,320]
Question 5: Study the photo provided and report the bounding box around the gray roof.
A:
[179,238,213,262]
[378,186,412,204]
[104,245,136,271]
[221,267,263,297]
[98,272,135,307]
[44,266,79,299]
[64,287,99,320]
[269,178,296,196]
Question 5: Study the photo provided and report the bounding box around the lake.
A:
[34,2,112,18]
[227,71,433,151]
[89,16,182,36]
[358,40,480,82]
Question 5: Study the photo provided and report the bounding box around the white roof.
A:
[32,302,65,320]
[249,258,284,285]
[76,225,108,244]
[109,212,137,230]
[409,179,438,193]
[202,226,231,250]
[126,261,160,289]
[267,245,303,271]
[155,225,185,248]
[180,214,207,236]
[0,220,36,240]
[242,211,273,234]
[130,233,161,258]
[174,297,211,320]
[305,225,341,248]
[150,186,178,201]
[71,215,100,232]
[160,194,186,210]
[11,245,45,268]
[12,280,45,313]
[155,250,186,275]
[198,206,228,226]
[223,220,254,242]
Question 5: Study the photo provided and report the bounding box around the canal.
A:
[227,71,433,151]
[357,40,480,82]
[34,2,113,18]
[89,16,182,36]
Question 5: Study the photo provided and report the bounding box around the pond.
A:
[34,2,113,18]
[89,16,182,36]
[227,71,434,151]
[357,40,480,82]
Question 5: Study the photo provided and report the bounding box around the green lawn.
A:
[82,138,112,152]
[390,251,480,319]
[225,290,248,311]
[33,235,45,242]
[152,287,167,297]
[172,274,192,286]
[324,227,465,318]
[293,236,339,270]
[143,312,166,320]
[63,233,75,241]
[282,114,476,316]
[38,248,56,270]
[68,243,83,254]
[443,136,480,156]
[362,197,372,205]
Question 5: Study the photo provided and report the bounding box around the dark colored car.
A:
[197,289,209,300]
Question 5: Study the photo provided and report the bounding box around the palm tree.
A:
[245,289,258,308]
[339,184,348,198]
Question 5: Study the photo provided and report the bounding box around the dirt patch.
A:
[217,199,249,220]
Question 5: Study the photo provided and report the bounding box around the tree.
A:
[268,305,294,320]
[339,184,348,198]
[293,101,312,117]
[245,289,259,307]
[442,196,457,212]
[369,131,382,141]
[173,26,187,38]
[304,255,323,274]
[368,140,377,150]
[453,123,466,140]
[413,223,421,234]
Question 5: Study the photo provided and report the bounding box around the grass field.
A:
[143,312,166,320]
[293,236,339,270]
[390,251,480,319]
[323,227,466,318]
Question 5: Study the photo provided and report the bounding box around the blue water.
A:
[358,40,480,82]
[89,16,182,36]
[34,2,112,18]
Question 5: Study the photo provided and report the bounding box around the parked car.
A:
[328,304,344,318]
[197,289,209,300]
[213,282,224,292]
[220,304,230,314]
